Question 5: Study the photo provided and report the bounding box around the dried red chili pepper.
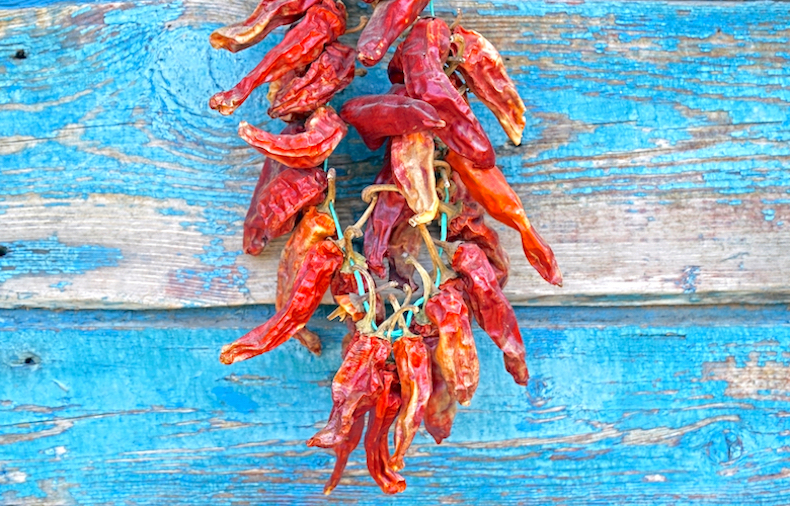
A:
[364,369,406,494]
[356,0,430,67]
[417,332,457,444]
[220,239,343,364]
[447,171,510,287]
[401,18,495,169]
[444,150,562,286]
[209,0,322,53]
[451,242,529,386]
[363,154,408,278]
[269,42,356,119]
[243,166,328,255]
[390,131,438,226]
[275,206,337,355]
[339,94,445,151]
[386,218,421,289]
[307,333,391,447]
[424,278,479,406]
[453,25,526,146]
[324,413,364,495]
[209,0,346,115]
[389,335,431,471]
[239,106,347,169]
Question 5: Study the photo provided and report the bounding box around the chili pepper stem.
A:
[347,194,379,235]
[386,294,413,337]
[406,255,434,305]
[450,9,463,30]
[317,168,337,217]
[361,183,401,203]
[376,304,421,340]
[417,223,454,284]
[352,265,378,333]
[445,34,466,76]
[345,15,368,34]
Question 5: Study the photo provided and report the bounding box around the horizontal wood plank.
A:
[2,306,790,504]
[2,0,790,308]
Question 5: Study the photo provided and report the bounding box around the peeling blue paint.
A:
[0,236,122,284]
[762,208,775,221]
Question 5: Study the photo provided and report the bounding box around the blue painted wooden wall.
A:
[2,0,790,503]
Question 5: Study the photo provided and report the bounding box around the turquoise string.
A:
[429,0,435,17]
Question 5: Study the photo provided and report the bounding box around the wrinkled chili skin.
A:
[275,206,336,355]
[452,243,529,386]
[239,106,348,169]
[209,0,322,53]
[364,370,406,494]
[445,150,562,286]
[356,0,430,67]
[425,279,479,406]
[418,333,457,444]
[386,217,421,289]
[401,18,495,169]
[307,334,391,448]
[390,335,431,471]
[363,153,408,278]
[209,0,346,115]
[243,166,328,255]
[390,131,438,226]
[220,240,343,364]
[269,42,356,119]
[339,95,445,151]
[453,25,526,146]
[448,172,510,287]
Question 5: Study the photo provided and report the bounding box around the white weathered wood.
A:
[1,0,789,309]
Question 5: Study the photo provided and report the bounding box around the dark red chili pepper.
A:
[448,171,510,287]
[220,239,343,364]
[356,0,430,67]
[453,25,526,146]
[387,41,404,84]
[209,0,346,115]
[364,370,406,494]
[339,94,445,151]
[445,150,562,286]
[209,0,322,53]
[275,206,337,355]
[390,131,438,226]
[243,166,328,255]
[389,335,431,471]
[307,333,391,447]
[324,413,365,495]
[401,18,495,169]
[424,278,479,406]
[386,217,421,289]
[269,42,356,119]
[239,105,347,169]
[363,154,408,278]
[451,242,529,386]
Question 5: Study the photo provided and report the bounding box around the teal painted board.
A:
[2,306,790,504]
[1,0,790,308]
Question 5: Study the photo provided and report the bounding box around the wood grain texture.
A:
[2,305,790,504]
[2,0,790,308]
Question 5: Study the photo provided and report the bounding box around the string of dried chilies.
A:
[209,0,562,494]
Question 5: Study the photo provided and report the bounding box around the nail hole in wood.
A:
[13,49,26,60]
[0,246,7,257]
[18,353,41,367]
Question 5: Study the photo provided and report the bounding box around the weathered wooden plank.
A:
[2,0,790,309]
[2,305,790,504]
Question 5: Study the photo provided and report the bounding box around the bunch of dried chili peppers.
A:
[209,0,562,494]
